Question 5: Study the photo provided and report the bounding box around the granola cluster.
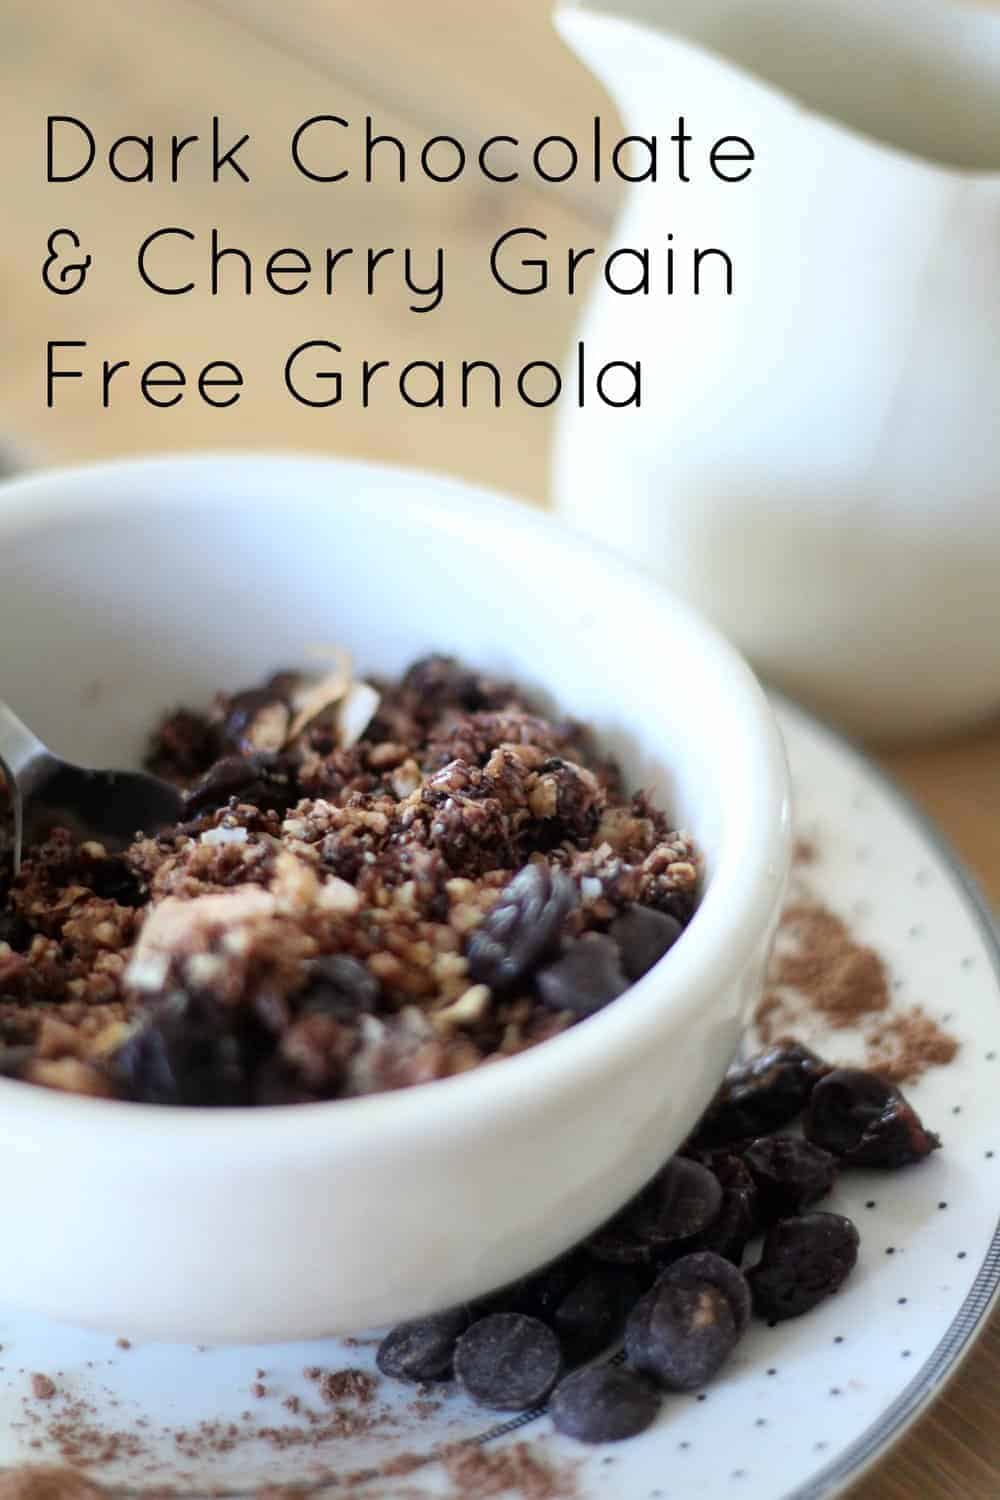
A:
[0,657,699,1106]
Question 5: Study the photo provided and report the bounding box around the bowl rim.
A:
[0,450,792,1159]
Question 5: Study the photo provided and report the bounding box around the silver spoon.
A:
[0,701,184,874]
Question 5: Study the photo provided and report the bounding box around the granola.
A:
[0,657,699,1105]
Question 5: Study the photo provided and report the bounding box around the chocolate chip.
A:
[608,905,682,981]
[625,1280,737,1391]
[747,1212,860,1321]
[536,933,629,1017]
[691,1041,831,1148]
[466,863,576,991]
[145,708,220,781]
[110,1023,178,1105]
[454,1313,562,1411]
[401,655,503,726]
[530,758,603,850]
[553,1266,643,1364]
[688,1151,758,1264]
[658,1251,752,1336]
[635,1158,724,1244]
[299,955,379,1020]
[587,1157,724,1266]
[804,1069,940,1168]
[376,1307,470,1382]
[551,1364,661,1444]
[182,755,263,816]
[221,684,292,756]
[112,992,256,1107]
[84,856,145,908]
[743,1135,838,1221]
[583,1217,652,1267]
[488,1250,590,1324]
[0,1045,34,1079]
[0,909,31,953]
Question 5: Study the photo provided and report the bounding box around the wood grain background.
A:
[1,2,997,1493]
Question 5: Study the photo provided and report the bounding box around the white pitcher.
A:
[552,0,1000,740]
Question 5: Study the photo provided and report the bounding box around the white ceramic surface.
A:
[0,699,994,1499]
[0,454,790,1342]
[553,0,1000,740]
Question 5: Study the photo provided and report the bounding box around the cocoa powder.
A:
[757,851,958,1083]
[0,1469,109,1500]
[442,1441,578,1500]
[318,1369,376,1407]
[767,902,891,1029]
[865,1006,960,1083]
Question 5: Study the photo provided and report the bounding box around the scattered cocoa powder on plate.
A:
[410,1396,443,1419]
[318,1368,377,1407]
[29,1377,56,1402]
[29,1391,145,1469]
[756,855,958,1083]
[0,1468,110,1500]
[378,1451,429,1479]
[765,902,891,1029]
[442,1441,578,1500]
[17,1360,397,1477]
[866,1005,960,1083]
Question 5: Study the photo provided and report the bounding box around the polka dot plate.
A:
[0,698,996,1498]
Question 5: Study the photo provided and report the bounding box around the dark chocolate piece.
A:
[466,864,576,992]
[748,1212,860,1321]
[376,1307,469,1382]
[550,1364,661,1444]
[454,1313,562,1411]
[609,904,682,981]
[625,1280,737,1391]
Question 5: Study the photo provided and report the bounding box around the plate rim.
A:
[769,697,1000,1500]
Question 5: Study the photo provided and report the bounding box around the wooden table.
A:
[1,2,997,1492]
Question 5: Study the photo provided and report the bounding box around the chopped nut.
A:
[185,953,228,987]
[338,680,381,750]
[432,983,491,1030]
[285,653,352,742]
[316,877,361,915]
[243,699,290,753]
[24,1058,113,1097]
[391,759,422,799]
[36,1018,83,1061]
[89,1020,136,1058]
[271,851,320,914]
[200,825,250,847]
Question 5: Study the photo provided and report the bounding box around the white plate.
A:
[0,699,997,1499]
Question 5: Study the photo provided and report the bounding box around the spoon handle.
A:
[0,700,50,789]
[0,700,54,874]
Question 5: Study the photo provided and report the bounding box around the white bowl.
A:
[0,454,791,1342]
